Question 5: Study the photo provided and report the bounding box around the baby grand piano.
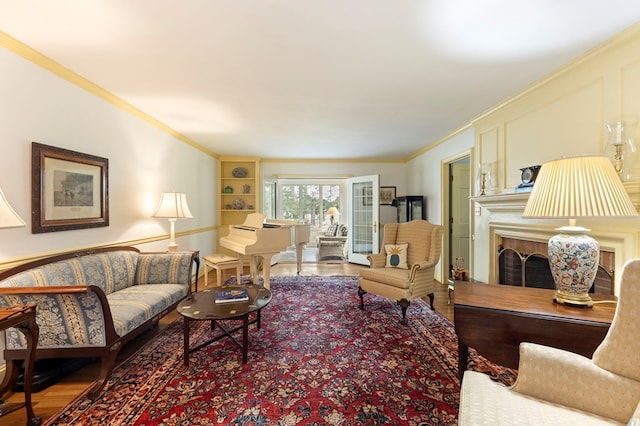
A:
[220,213,310,289]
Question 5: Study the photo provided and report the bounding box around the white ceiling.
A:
[2,1,640,160]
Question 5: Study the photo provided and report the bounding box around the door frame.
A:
[440,148,475,284]
[347,174,380,265]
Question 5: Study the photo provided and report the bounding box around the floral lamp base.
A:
[547,226,599,308]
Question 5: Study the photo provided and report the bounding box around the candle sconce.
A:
[605,121,638,181]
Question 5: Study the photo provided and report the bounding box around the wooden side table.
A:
[454,282,615,380]
[203,254,243,287]
[0,304,42,426]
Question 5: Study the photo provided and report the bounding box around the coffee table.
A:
[177,284,271,365]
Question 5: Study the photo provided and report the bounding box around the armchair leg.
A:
[358,286,367,309]
[427,292,435,310]
[398,298,410,325]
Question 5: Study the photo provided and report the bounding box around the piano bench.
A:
[203,254,243,287]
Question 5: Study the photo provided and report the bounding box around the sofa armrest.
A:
[512,342,640,423]
[0,285,117,349]
[135,251,197,288]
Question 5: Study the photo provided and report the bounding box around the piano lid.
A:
[241,213,266,229]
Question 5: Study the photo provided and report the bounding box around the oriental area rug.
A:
[45,276,516,425]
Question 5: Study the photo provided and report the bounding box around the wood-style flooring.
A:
[1,262,454,425]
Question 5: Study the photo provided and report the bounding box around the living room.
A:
[2,3,640,424]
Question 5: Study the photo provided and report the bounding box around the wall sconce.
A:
[605,121,638,180]
[0,186,25,229]
[152,192,193,252]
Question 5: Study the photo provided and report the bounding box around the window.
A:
[276,180,342,227]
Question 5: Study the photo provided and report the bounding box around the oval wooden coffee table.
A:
[177,284,272,365]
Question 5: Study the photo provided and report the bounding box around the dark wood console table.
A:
[454,282,615,380]
[0,304,41,426]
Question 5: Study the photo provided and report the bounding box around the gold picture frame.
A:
[32,142,109,233]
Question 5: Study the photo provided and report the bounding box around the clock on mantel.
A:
[469,192,531,213]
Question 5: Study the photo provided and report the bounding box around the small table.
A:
[0,304,41,426]
[454,282,615,380]
[203,254,243,287]
[177,284,271,364]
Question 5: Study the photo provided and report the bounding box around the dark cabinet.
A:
[397,196,425,222]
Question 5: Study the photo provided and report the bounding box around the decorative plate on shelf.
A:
[232,167,248,178]
[233,199,245,210]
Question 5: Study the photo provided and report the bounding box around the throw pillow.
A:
[326,223,339,237]
[385,243,408,269]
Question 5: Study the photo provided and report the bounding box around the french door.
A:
[347,175,379,265]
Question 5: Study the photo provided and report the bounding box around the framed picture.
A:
[32,142,109,233]
[380,186,396,205]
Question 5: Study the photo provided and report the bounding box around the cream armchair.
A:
[358,220,443,324]
[459,258,640,425]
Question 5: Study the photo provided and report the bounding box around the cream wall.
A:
[0,46,217,268]
[453,24,640,288]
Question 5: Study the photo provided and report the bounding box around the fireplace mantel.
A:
[470,192,529,213]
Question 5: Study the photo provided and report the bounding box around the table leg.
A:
[242,315,249,364]
[183,317,190,366]
[236,262,243,285]
[204,262,210,287]
[458,340,469,381]
[20,318,41,426]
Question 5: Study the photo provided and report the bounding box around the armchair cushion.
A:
[459,370,620,426]
[385,243,408,269]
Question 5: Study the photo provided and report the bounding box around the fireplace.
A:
[498,237,614,295]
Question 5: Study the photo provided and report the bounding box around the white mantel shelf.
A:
[470,192,530,212]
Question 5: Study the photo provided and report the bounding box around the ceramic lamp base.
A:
[548,225,599,308]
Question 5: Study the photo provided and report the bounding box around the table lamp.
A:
[152,192,193,252]
[327,207,340,224]
[522,155,638,306]
[0,186,25,229]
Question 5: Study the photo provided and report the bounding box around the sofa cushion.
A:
[385,243,408,269]
[0,251,139,295]
[107,283,189,337]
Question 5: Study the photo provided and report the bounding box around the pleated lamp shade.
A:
[523,156,637,219]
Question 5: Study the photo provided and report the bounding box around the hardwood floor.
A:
[0,261,454,425]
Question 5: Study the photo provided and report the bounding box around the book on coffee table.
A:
[214,288,249,303]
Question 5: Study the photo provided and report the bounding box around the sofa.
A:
[317,223,348,261]
[458,258,640,425]
[0,246,198,399]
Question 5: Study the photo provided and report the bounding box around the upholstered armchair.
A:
[459,258,640,425]
[358,220,443,324]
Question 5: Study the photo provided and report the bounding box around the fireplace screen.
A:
[497,246,614,295]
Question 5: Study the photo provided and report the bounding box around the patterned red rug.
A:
[46,276,516,425]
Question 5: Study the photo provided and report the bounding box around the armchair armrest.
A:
[512,342,640,424]
[408,260,438,281]
[367,253,386,268]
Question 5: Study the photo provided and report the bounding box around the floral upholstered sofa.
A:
[0,246,198,399]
